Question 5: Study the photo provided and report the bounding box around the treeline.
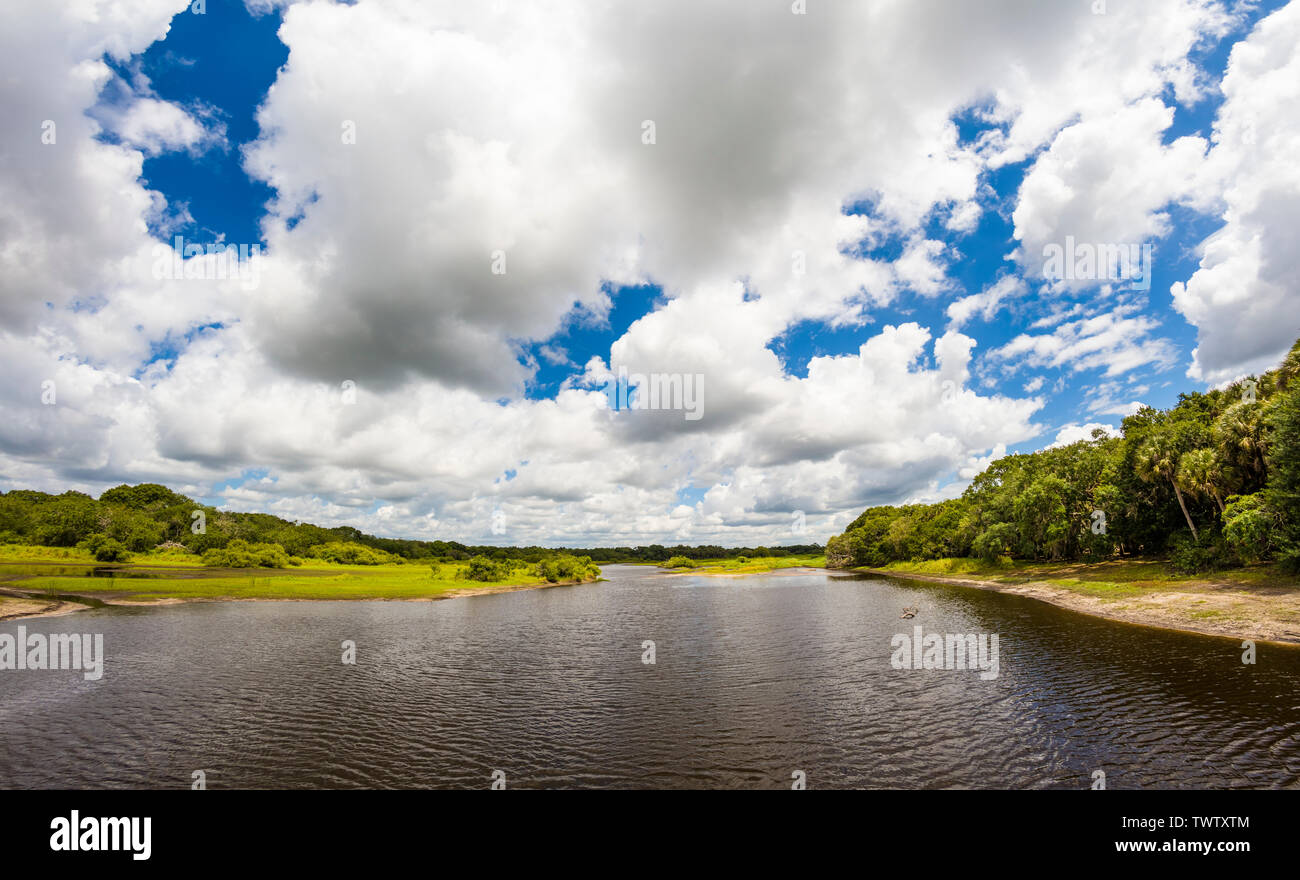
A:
[567,544,823,562]
[0,481,821,565]
[827,338,1300,574]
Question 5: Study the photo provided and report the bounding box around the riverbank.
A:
[0,595,87,621]
[0,557,602,619]
[852,558,1300,646]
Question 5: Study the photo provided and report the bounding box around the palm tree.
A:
[1136,433,1198,539]
[1214,400,1268,490]
[1278,339,1300,391]
[1177,447,1226,515]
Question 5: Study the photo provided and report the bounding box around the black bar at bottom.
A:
[1,789,1282,868]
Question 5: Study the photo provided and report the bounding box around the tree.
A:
[31,493,100,546]
[1014,475,1069,560]
[1265,384,1300,566]
[972,522,1017,562]
[1177,447,1227,514]
[1222,494,1278,564]
[1277,339,1300,391]
[1136,431,1198,539]
[1214,400,1269,492]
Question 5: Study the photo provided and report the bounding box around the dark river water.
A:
[1,565,1297,789]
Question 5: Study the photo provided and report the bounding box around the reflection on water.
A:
[0,565,1297,789]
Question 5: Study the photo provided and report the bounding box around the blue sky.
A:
[111,0,1279,442]
[4,0,1298,545]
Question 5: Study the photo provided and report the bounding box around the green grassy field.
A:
[0,545,598,602]
[871,557,1296,599]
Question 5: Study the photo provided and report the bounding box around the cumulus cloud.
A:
[1046,422,1116,449]
[1,0,1293,546]
[103,96,218,156]
[1171,0,1300,385]
[1012,97,1213,285]
[947,275,1027,330]
[0,0,193,329]
[986,308,1178,378]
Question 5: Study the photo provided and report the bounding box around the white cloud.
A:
[988,308,1178,378]
[106,96,217,156]
[1172,1,1300,384]
[1046,422,1116,449]
[1,0,1282,546]
[946,275,1027,330]
[1012,97,1213,286]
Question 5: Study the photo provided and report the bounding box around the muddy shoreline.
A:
[853,567,1300,647]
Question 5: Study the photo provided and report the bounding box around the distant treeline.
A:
[0,481,821,564]
[827,337,1300,574]
[565,544,823,562]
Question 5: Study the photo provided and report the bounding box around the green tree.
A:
[31,493,100,546]
[1136,430,1199,539]
[1222,493,1278,564]
[1214,400,1269,492]
[972,522,1017,562]
[1265,383,1300,567]
[1177,447,1227,514]
[1014,475,1069,560]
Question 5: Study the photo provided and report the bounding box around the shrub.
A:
[533,554,600,583]
[305,541,401,565]
[78,533,130,562]
[1168,532,1231,575]
[201,539,291,568]
[663,556,697,568]
[972,523,1018,563]
[1222,493,1278,564]
[459,555,511,582]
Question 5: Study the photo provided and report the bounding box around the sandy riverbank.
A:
[853,566,1300,646]
[0,595,90,621]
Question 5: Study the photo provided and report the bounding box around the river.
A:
[1,564,1296,788]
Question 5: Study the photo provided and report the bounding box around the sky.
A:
[1,0,1298,548]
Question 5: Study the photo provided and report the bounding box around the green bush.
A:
[78,533,130,562]
[1222,493,1278,564]
[533,554,600,583]
[458,555,511,581]
[972,523,1018,562]
[1168,532,1231,575]
[305,541,401,565]
[663,556,697,568]
[201,539,291,568]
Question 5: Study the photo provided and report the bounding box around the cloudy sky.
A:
[1,0,1297,547]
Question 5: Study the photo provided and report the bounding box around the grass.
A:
[0,544,98,562]
[0,543,207,567]
[0,545,598,602]
[659,554,826,573]
[871,557,1298,599]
